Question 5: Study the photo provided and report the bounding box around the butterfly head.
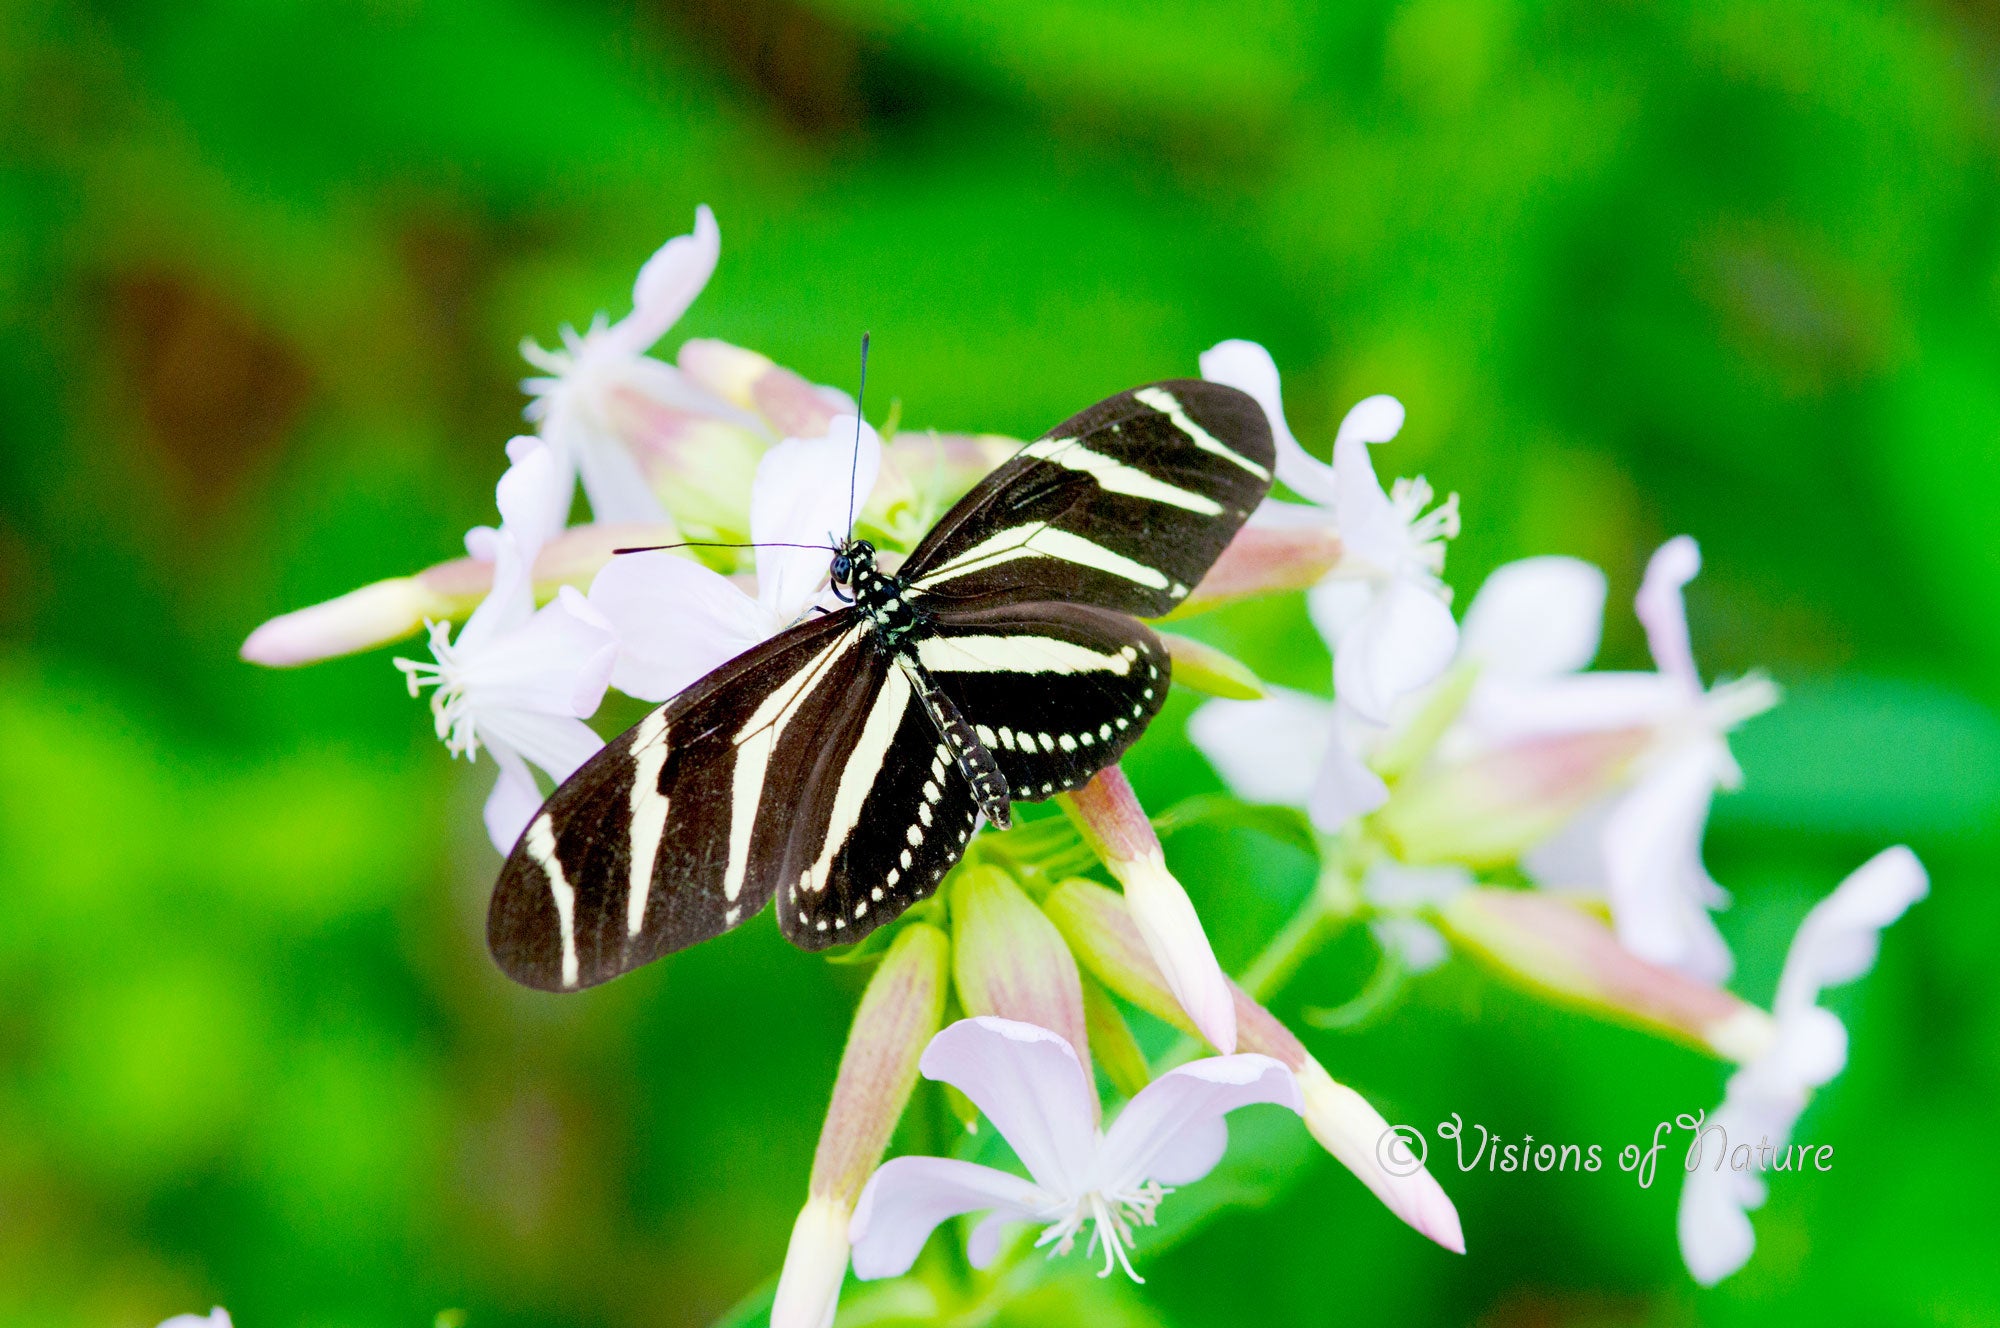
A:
[830,538,876,592]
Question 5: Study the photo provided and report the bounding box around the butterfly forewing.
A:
[901,380,1275,617]
[918,600,1169,800]
[489,609,867,990]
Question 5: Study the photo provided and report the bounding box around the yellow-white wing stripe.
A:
[913,523,1169,592]
[1021,436,1224,514]
[1133,387,1271,481]
[624,707,672,937]
[917,634,1138,676]
[795,664,914,908]
[723,627,862,904]
[525,812,581,989]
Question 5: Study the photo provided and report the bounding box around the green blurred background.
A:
[4,1,1998,1324]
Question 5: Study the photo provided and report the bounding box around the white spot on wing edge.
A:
[1133,386,1270,481]
[526,812,580,989]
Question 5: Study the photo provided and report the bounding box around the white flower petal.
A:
[1306,716,1390,830]
[1521,794,1615,892]
[1774,846,1928,1019]
[1198,339,1331,505]
[1464,671,1686,745]
[917,1017,1097,1195]
[1096,1053,1300,1192]
[752,415,881,622]
[157,1312,232,1328]
[478,709,605,786]
[496,434,572,554]
[456,596,619,721]
[482,744,547,854]
[848,1156,1045,1280]
[1246,496,1339,530]
[1636,535,1703,688]
[965,1211,1015,1270]
[1459,556,1607,679]
[565,415,672,526]
[1329,395,1406,561]
[1762,1005,1848,1092]
[603,204,720,356]
[1305,577,1374,651]
[1602,744,1734,983]
[1186,689,1335,809]
[588,550,777,702]
[1676,1103,1761,1287]
[1332,579,1459,723]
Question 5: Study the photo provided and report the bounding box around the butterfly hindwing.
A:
[774,653,983,951]
[488,609,870,990]
[918,599,1169,801]
[901,380,1275,617]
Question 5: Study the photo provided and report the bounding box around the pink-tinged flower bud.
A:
[1044,878,1464,1252]
[1158,632,1265,699]
[774,922,950,1328]
[949,865,1093,1104]
[772,1195,849,1328]
[1289,1058,1466,1254]
[242,522,680,667]
[1061,767,1237,1053]
[1437,888,1775,1062]
[1173,525,1344,618]
[240,578,455,667]
[1375,727,1653,869]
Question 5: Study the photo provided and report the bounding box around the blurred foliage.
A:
[3,0,1999,1325]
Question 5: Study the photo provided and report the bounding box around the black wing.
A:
[899,380,1274,617]
[917,599,1169,800]
[772,649,985,952]
[488,608,872,990]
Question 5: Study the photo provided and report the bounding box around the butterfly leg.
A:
[896,655,1013,829]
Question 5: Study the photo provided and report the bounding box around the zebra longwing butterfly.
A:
[489,381,1275,990]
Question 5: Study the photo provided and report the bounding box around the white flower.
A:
[1186,553,1581,834]
[1677,847,1927,1285]
[158,1311,231,1328]
[849,1017,1300,1283]
[587,416,881,702]
[394,438,618,852]
[522,205,770,525]
[1511,537,1779,982]
[1198,340,1460,827]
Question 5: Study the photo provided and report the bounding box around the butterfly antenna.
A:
[845,331,870,544]
[613,540,835,555]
